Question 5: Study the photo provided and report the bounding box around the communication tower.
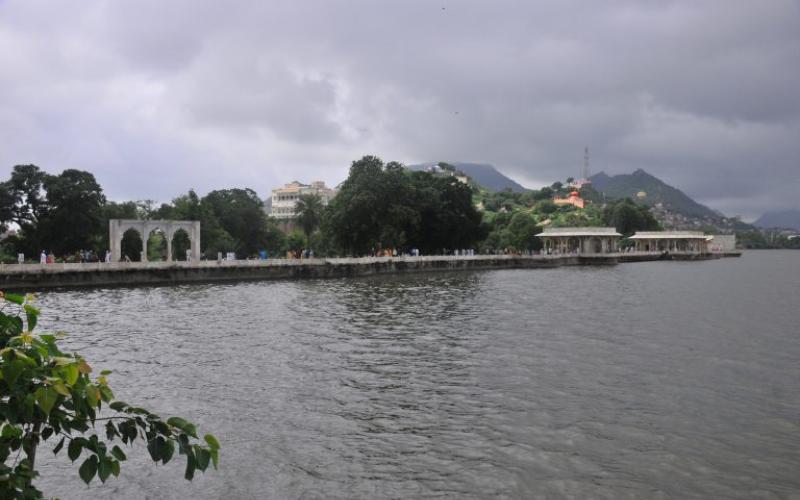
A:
[582,146,590,181]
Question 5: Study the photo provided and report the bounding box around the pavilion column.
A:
[192,221,201,261]
[110,220,120,262]
[166,231,173,262]
[141,236,148,262]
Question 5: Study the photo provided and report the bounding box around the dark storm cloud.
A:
[0,0,798,219]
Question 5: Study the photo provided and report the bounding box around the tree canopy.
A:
[325,156,486,255]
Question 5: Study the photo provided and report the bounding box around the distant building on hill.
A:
[421,164,470,185]
[269,181,337,220]
[553,190,585,209]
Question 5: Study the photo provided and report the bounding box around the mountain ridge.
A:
[589,169,720,220]
[408,162,527,192]
[754,209,800,230]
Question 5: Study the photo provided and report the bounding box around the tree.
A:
[295,193,324,237]
[603,198,660,236]
[0,183,16,233]
[38,170,106,255]
[326,156,390,255]
[7,165,47,228]
[506,212,542,251]
[0,294,218,498]
[201,189,269,257]
[327,156,486,255]
[286,231,306,255]
[262,218,287,257]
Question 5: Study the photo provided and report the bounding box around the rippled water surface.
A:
[30,251,800,499]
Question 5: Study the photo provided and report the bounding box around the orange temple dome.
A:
[570,191,580,197]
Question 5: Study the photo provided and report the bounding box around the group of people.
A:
[29,249,113,264]
[285,248,315,259]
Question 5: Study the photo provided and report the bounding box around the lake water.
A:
[31,251,800,499]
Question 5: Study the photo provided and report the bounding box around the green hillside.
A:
[590,169,719,220]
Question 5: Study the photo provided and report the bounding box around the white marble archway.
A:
[109,219,200,262]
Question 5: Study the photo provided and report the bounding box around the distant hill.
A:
[754,209,800,230]
[409,162,527,192]
[590,169,720,220]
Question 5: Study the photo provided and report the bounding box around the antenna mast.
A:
[582,146,590,180]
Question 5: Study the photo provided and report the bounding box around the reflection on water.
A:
[29,251,800,499]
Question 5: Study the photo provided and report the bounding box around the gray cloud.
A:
[0,0,798,219]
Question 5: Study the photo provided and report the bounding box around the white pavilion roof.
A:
[629,231,707,240]
[537,227,621,238]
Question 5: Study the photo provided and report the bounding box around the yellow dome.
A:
[636,191,647,199]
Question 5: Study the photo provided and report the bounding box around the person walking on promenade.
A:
[40,250,47,264]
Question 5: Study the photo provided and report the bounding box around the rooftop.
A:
[629,231,707,239]
[538,227,621,237]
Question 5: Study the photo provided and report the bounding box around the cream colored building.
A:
[269,181,337,220]
[629,231,708,253]
[537,227,621,254]
[706,234,737,253]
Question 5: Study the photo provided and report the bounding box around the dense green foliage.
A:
[0,294,218,498]
[475,180,661,251]
[0,165,287,260]
[0,165,106,258]
[602,198,661,236]
[324,156,486,255]
[295,194,324,238]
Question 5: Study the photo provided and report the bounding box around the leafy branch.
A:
[0,292,219,498]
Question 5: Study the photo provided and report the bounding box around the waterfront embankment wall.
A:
[0,252,739,290]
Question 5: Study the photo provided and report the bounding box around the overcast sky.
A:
[1,0,798,220]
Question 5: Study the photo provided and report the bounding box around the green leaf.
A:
[1,424,23,438]
[53,381,71,396]
[195,447,210,471]
[105,421,118,440]
[86,386,100,408]
[184,452,196,480]
[209,448,219,469]
[147,436,164,462]
[4,359,27,386]
[59,364,79,386]
[79,455,98,485]
[204,434,220,450]
[24,304,39,330]
[35,386,58,415]
[167,417,197,438]
[68,438,83,461]
[111,445,126,461]
[98,456,111,483]
[109,401,128,412]
[4,293,24,305]
[99,385,114,402]
[111,459,121,477]
[161,438,175,464]
[52,437,65,455]
[100,369,112,376]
